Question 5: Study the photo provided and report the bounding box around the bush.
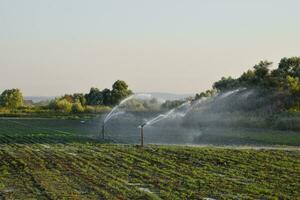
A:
[72,102,84,113]
[0,89,24,109]
[161,100,185,109]
[84,105,111,113]
[49,99,72,113]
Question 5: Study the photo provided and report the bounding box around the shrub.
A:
[49,99,72,113]
[84,105,110,113]
[0,89,23,109]
[72,102,84,113]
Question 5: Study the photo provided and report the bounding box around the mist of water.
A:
[104,93,152,124]
[100,88,289,145]
[142,88,243,128]
[143,101,191,127]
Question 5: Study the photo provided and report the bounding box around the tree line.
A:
[2,57,300,113]
[0,80,132,113]
[195,56,300,111]
[49,80,132,113]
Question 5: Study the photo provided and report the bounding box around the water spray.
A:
[142,100,192,127]
[101,93,153,141]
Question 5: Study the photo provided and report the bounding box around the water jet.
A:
[101,93,153,141]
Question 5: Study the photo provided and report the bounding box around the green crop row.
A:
[0,143,299,199]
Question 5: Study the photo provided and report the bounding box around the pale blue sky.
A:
[1,0,300,95]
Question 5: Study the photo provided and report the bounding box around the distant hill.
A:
[139,92,193,101]
[24,96,55,103]
[24,93,192,104]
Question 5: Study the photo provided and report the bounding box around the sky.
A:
[0,0,300,96]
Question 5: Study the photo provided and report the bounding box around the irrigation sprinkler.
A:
[139,123,147,147]
[101,123,105,140]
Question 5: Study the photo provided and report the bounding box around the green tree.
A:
[85,87,103,105]
[49,98,72,113]
[278,57,300,77]
[62,94,73,102]
[195,89,217,100]
[239,70,256,86]
[286,75,300,95]
[272,57,300,88]
[72,93,86,105]
[253,61,271,78]
[71,101,84,113]
[0,89,24,109]
[253,60,272,87]
[213,77,238,91]
[161,100,185,109]
[101,88,111,106]
[110,80,132,105]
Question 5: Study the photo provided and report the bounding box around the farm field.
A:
[0,143,299,199]
[1,118,300,146]
[0,118,299,199]
[3,0,300,199]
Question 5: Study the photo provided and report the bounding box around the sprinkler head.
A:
[138,122,147,129]
[140,122,147,128]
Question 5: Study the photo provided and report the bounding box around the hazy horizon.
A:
[1,0,300,96]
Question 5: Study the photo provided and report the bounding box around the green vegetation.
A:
[2,57,300,121]
[0,143,299,199]
[195,89,217,100]
[161,100,186,109]
[198,57,300,111]
[84,80,132,106]
[121,98,161,111]
[0,80,133,118]
[49,80,132,113]
[0,118,299,199]
[195,127,300,146]
[0,113,299,199]
[0,89,23,109]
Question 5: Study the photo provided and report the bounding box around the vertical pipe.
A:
[140,126,144,147]
[102,124,105,140]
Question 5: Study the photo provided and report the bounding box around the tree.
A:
[62,94,73,103]
[72,93,86,105]
[193,56,300,111]
[0,89,23,109]
[195,89,217,100]
[49,98,72,113]
[286,75,300,95]
[271,57,300,88]
[85,87,103,105]
[143,98,160,111]
[253,61,272,79]
[101,88,111,106]
[213,77,238,91]
[161,100,185,109]
[252,60,272,87]
[110,80,132,105]
[278,57,300,77]
[72,101,84,113]
[239,70,256,86]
